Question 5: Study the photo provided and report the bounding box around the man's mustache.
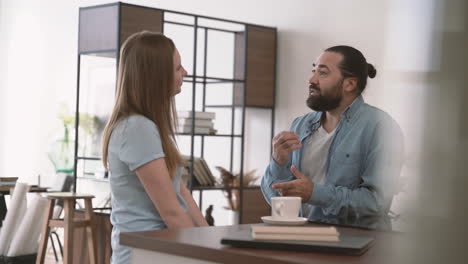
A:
[309,84,320,91]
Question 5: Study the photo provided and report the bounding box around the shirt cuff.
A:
[308,183,332,208]
[268,159,291,180]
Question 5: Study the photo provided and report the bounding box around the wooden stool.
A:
[36,192,97,264]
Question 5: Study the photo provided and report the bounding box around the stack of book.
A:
[177,111,216,135]
[182,156,216,186]
[251,226,340,242]
[0,177,18,187]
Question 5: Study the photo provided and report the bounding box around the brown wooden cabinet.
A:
[78,3,163,54]
[73,210,112,264]
[241,189,271,224]
[234,25,277,107]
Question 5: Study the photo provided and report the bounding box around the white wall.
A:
[0,0,80,186]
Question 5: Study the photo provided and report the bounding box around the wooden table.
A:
[121,223,410,264]
[0,185,48,194]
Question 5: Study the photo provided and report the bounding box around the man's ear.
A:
[343,77,358,93]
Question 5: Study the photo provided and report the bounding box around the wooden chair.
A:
[36,192,97,264]
[48,174,75,261]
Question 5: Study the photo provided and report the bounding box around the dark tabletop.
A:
[120,223,410,264]
[0,185,48,194]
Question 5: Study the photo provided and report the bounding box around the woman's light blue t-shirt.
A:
[107,115,188,264]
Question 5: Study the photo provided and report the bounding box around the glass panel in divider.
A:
[77,52,116,178]
[176,135,203,158]
[244,108,273,186]
[163,12,195,25]
[204,82,234,106]
[175,82,206,112]
[76,161,111,207]
[203,136,233,180]
[232,137,242,176]
[234,107,243,135]
[176,79,194,112]
[197,17,244,80]
[196,27,207,77]
[197,17,245,33]
[205,29,236,80]
[163,16,195,77]
[204,107,234,135]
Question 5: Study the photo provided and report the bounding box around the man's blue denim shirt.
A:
[261,96,404,229]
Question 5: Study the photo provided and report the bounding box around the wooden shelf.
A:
[76,2,276,226]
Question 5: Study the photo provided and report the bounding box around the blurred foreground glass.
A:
[398,0,468,263]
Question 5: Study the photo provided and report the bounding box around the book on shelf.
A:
[251,226,340,242]
[178,111,216,120]
[181,160,205,185]
[182,156,215,186]
[199,158,216,185]
[178,126,217,135]
[178,118,214,128]
[197,158,213,185]
[193,158,210,186]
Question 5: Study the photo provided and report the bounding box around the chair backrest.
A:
[49,174,74,193]
[50,174,74,214]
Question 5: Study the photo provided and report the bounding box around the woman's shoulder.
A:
[121,114,157,130]
[127,114,161,136]
[126,114,154,126]
[112,114,159,138]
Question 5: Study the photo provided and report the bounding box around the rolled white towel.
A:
[7,193,48,256]
[0,182,29,255]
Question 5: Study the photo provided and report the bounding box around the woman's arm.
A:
[135,158,195,229]
[180,182,209,227]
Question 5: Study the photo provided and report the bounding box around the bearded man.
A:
[261,46,404,229]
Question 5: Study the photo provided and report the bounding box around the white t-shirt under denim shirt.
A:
[300,126,335,218]
[107,115,188,264]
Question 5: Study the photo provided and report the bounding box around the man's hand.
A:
[272,165,314,202]
[272,131,302,165]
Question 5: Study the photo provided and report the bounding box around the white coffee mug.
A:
[271,196,301,219]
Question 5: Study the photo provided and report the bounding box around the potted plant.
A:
[215,166,259,224]
[47,111,75,174]
[48,106,100,175]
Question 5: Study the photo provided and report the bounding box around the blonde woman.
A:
[102,31,208,264]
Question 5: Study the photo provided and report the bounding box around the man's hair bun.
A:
[367,63,377,78]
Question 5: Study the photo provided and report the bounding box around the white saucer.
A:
[261,216,308,226]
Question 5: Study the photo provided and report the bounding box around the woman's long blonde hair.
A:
[102,31,183,178]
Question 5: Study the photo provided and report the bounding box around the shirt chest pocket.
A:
[331,151,361,167]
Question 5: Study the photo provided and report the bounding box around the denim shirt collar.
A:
[342,95,364,122]
[306,95,364,132]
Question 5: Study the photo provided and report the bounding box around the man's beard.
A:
[306,79,343,112]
